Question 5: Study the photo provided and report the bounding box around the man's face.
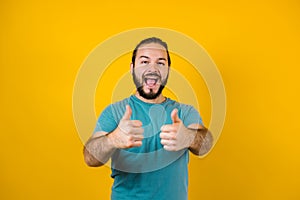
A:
[132,43,170,99]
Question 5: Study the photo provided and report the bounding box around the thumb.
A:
[122,105,132,120]
[171,108,181,123]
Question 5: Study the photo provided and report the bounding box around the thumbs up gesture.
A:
[108,105,144,149]
[160,109,195,151]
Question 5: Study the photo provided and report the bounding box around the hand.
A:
[108,105,144,149]
[160,109,195,151]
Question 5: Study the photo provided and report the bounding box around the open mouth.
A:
[142,73,161,88]
[145,77,158,87]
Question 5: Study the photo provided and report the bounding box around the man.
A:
[83,37,213,200]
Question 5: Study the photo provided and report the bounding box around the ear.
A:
[130,63,134,74]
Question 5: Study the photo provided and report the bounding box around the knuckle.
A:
[164,145,173,151]
[159,132,164,138]
[128,135,134,141]
[126,141,133,148]
[136,121,142,127]
[137,128,143,134]
[126,127,133,133]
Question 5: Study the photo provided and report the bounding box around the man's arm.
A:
[83,105,144,167]
[83,131,115,167]
[187,125,214,156]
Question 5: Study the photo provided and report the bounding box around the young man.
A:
[84,37,213,200]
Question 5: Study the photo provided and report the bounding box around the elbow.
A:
[84,156,104,167]
[198,131,214,156]
[83,147,105,167]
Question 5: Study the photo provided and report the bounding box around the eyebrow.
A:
[138,56,167,61]
[138,56,150,59]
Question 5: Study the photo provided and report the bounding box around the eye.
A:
[141,60,149,65]
[157,62,165,66]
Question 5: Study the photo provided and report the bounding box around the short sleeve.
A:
[93,105,119,134]
[180,105,203,127]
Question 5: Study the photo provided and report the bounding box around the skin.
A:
[131,43,169,103]
[83,43,213,167]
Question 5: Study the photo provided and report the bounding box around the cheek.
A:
[136,68,147,77]
[160,69,169,79]
[133,70,144,80]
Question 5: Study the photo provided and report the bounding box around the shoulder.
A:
[105,96,131,110]
[100,97,131,118]
[165,98,201,124]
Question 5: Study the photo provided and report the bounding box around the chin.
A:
[144,87,159,94]
[137,85,165,100]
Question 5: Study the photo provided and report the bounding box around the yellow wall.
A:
[1,0,300,199]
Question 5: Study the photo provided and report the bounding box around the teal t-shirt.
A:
[94,95,202,200]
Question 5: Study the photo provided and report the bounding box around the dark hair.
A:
[131,37,171,67]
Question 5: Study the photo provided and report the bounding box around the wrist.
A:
[186,128,197,148]
[106,131,117,150]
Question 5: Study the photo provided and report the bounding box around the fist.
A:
[109,105,144,149]
[160,109,194,151]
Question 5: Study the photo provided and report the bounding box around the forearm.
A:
[83,133,116,167]
[188,127,213,156]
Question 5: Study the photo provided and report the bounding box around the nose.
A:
[147,64,159,73]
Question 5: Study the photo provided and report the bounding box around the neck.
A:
[134,92,166,104]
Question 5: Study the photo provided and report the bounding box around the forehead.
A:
[136,43,168,58]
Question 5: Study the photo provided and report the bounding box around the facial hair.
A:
[132,68,169,100]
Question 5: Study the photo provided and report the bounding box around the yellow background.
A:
[1,0,300,199]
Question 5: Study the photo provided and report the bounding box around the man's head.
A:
[131,37,171,100]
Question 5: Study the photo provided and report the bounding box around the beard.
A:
[136,84,165,100]
[132,69,169,100]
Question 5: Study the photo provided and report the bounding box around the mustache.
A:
[142,72,161,80]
